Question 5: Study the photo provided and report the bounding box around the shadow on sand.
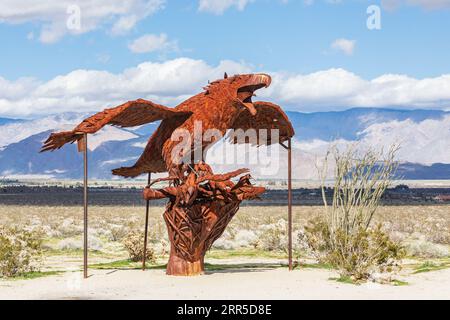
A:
[90,260,288,274]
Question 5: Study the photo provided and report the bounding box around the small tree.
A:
[304,144,405,280]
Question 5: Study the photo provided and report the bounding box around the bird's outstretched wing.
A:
[40,99,192,152]
[228,101,294,146]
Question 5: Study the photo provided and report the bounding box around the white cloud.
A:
[1,59,450,118]
[0,58,251,118]
[0,0,165,43]
[198,0,254,14]
[0,76,39,100]
[331,38,356,56]
[263,69,450,111]
[128,33,178,53]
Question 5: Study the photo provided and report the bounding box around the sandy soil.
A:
[1,267,449,300]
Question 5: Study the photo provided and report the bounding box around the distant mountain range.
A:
[0,108,449,180]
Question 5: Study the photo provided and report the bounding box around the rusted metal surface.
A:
[40,73,295,276]
[280,139,293,271]
[142,172,151,271]
[41,74,294,177]
[83,133,88,279]
[288,138,293,271]
[143,162,265,275]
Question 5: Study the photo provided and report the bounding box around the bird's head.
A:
[205,73,272,116]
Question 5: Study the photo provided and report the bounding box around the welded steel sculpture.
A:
[143,163,266,275]
[41,73,294,276]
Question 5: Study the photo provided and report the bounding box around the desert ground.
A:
[1,267,450,300]
[1,205,449,299]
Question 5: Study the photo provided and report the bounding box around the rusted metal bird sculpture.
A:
[41,73,294,177]
[41,73,294,276]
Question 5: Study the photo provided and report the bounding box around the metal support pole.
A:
[287,138,293,271]
[83,133,88,279]
[142,172,152,270]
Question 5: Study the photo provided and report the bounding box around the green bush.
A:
[122,231,156,263]
[255,219,287,252]
[304,144,405,281]
[0,226,43,277]
[304,219,405,280]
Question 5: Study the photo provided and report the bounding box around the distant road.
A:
[0,186,449,206]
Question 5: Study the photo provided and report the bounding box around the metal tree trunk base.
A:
[166,251,205,276]
[143,164,266,276]
[163,200,240,276]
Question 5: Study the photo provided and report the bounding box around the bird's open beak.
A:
[236,73,272,116]
[255,73,272,88]
[240,74,271,116]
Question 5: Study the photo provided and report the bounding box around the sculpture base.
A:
[143,165,265,277]
[166,252,204,276]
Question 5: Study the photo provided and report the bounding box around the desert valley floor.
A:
[1,203,449,299]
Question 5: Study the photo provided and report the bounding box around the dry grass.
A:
[375,206,450,245]
[0,205,449,271]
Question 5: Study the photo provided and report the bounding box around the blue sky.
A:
[0,0,450,117]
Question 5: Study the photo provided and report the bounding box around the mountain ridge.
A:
[0,108,449,180]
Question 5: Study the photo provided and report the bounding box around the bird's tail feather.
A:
[112,166,145,178]
[40,131,81,152]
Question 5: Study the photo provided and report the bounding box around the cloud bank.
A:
[1,58,450,118]
[0,0,165,43]
[264,69,450,111]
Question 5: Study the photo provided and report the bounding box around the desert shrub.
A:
[57,218,83,237]
[255,219,288,251]
[304,144,405,281]
[404,237,449,258]
[122,231,156,263]
[57,235,103,251]
[376,206,450,248]
[148,220,169,242]
[0,226,43,277]
[304,220,405,279]
[110,224,132,242]
[212,230,236,250]
[57,238,81,251]
[234,230,258,248]
[213,229,259,250]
